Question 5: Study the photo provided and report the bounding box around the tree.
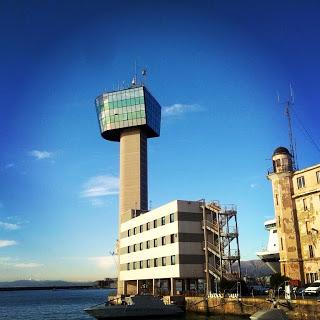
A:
[270,273,290,289]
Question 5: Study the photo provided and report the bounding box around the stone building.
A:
[268,147,320,284]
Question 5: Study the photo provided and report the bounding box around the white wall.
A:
[120,265,180,280]
[120,243,179,263]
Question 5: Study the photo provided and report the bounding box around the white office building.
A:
[119,200,205,295]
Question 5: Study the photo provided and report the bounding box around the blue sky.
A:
[0,0,319,281]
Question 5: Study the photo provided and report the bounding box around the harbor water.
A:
[0,288,248,320]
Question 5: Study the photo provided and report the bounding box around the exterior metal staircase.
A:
[201,201,241,286]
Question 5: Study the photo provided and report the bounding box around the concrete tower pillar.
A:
[120,128,148,222]
[268,147,304,283]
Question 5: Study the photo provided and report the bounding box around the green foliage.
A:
[270,273,290,289]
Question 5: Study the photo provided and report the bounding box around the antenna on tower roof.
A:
[277,84,298,170]
[130,61,138,88]
[141,68,147,86]
[130,62,148,87]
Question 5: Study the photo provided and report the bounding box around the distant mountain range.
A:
[240,259,274,277]
[0,280,95,288]
[0,260,273,287]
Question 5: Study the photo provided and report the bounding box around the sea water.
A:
[0,289,248,320]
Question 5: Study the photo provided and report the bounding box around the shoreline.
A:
[0,286,113,291]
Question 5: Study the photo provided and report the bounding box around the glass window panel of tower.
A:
[95,86,147,132]
[144,89,161,136]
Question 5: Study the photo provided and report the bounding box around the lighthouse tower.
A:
[268,147,304,282]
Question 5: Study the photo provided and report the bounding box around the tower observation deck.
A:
[95,85,161,223]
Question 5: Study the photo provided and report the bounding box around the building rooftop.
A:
[273,146,291,157]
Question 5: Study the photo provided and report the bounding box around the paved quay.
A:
[180,296,320,320]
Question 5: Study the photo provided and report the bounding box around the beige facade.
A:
[119,128,148,223]
[268,147,320,284]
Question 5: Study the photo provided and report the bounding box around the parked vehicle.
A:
[304,280,320,296]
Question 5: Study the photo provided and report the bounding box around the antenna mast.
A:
[134,61,137,85]
[141,68,147,85]
[280,84,297,170]
[131,61,137,87]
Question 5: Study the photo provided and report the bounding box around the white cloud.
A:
[6,216,29,224]
[90,198,106,208]
[14,262,43,268]
[0,240,18,248]
[5,163,14,169]
[88,256,117,275]
[29,150,53,160]
[81,175,119,198]
[162,103,202,117]
[0,257,43,268]
[0,221,20,231]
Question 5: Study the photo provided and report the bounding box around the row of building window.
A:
[306,272,318,284]
[106,96,145,109]
[275,192,320,210]
[127,234,176,253]
[106,87,144,101]
[100,104,144,117]
[297,171,320,189]
[95,87,144,106]
[101,119,145,132]
[127,213,175,237]
[127,255,176,270]
[100,110,146,124]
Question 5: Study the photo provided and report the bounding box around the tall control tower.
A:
[95,85,161,223]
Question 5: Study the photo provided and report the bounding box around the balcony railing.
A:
[202,220,219,233]
[222,249,240,260]
[220,227,238,237]
[219,205,237,215]
[205,263,221,276]
[202,241,220,254]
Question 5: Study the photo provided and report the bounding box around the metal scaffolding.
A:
[201,200,241,293]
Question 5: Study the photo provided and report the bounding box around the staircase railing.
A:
[201,220,219,233]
